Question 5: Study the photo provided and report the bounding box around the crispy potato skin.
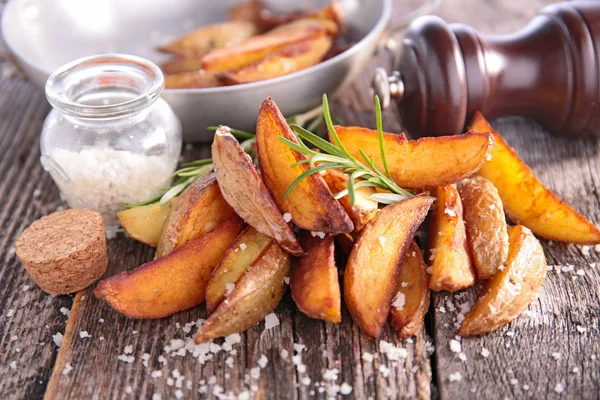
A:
[164,70,221,89]
[94,218,244,319]
[256,98,353,233]
[291,233,341,323]
[157,21,257,56]
[470,112,600,244]
[459,225,547,336]
[428,185,476,292]
[459,176,509,279]
[212,127,303,255]
[201,25,329,73]
[219,36,332,85]
[195,242,290,343]
[334,126,493,189]
[389,242,430,339]
[156,174,237,257]
[323,169,378,232]
[117,199,175,247]
[344,196,434,338]
[162,57,202,75]
[205,227,273,314]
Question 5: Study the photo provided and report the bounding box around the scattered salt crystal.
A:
[554,383,565,393]
[225,357,234,368]
[297,364,306,374]
[310,231,326,239]
[9,361,16,369]
[595,244,600,252]
[438,306,446,313]
[523,384,530,390]
[264,313,279,329]
[552,352,561,360]
[448,372,462,382]
[225,333,242,345]
[151,370,162,378]
[280,349,289,360]
[118,355,135,363]
[10,335,17,341]
[506,331,515,337]
[291,355,302,365]
[323,368,339,381]
[444,208,456,217]
[576,269,585,276]
[301,377,311,385]
[62,363,73,375]
[572,367,580,374]
[391,291,406,311]
[167,378,174,386]
[340,383,352,395]
[362,352,374,362]
[79,331,91,339]
[258,355,268,369]
[124,345,133,354]
[293,343,306,353]
[141,353,150,368]
[284,276,290,285]
[458,352,467,362]
[449,340,462,353]
[6,309,14,318]
[510,378,518,385]
[152,394,161,400]
[99,318,104,323]
[580,246,591,256]
[481,348,490,358]
[379,236,387,247]
[401,282,408,288]
[283,213,292,223]
[250,367,261,379]
[576,325,587,333]
[239,243,247,251]
[125,386,132,394]
[53,332,63,347]
[22,285,30,291]
[378,365,390,378]
[225,283,235,297]
[175,390,183,399]
[59,307,70,317]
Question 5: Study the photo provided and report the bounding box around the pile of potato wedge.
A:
[158,1,346,89]
[97,99,600,344]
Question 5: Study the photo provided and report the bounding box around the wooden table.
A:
[1,0,599,399]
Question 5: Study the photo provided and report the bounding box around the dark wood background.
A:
[1,0,599,399]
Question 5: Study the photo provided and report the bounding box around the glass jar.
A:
[41,54,182,238]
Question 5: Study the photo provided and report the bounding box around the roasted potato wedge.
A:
[195,241,290,343]
[256,97,353,233]
[291,233,341,323]
[470,112,600,244]
[219,36,332,85]
[258,1,344,32]
[212,127,303,255]
[201,25,330,73]
[117,199,175,247]
[334,126,493,189]
[459,225,547,336]
[156,174,237,257]
[459,176,509,279]
[344,195,434,338]
[157,22,257,56]
[205,227,273,314]
[162,57,202,75]
[164,70,221,89]
[267,18,339,36]
[323,168,378,232]
[94,217,244,319]
[428,185,476,292]
[389,241,430,339]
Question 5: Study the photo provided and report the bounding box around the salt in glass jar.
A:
[41,54,182,238]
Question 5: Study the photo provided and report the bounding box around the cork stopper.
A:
[15,209,108,295]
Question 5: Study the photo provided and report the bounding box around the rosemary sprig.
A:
[281,94,413,207]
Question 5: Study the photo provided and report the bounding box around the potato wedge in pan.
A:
[389,241,430,339]
[345,195,434,338]
[459,176,509,279]
[201,25,331,73]
[459,225,547,336]
[157,21,258,56]
[470,112,600,244]
[195,241,290,343]
[156,174,237,257]
[161,57,202,75]
[334,127,494,189]
[267,18,339,36]
[428,185,476,292]
[291,233,341,323]
[164,70,221,90]
[117,199,175,247]
[212,127,303,255]
[323,168,378,232]
[219,36,332,85]
[256,98,353,233]
[255,1,344,32]
[205,227,273,314]
[94,217,244,319]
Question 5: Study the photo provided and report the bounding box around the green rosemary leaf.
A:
[291,124,347,159]
[309,154,351,169]
[207,126,255,139]
[124,194,164,209]
[370,192,410,205]
[374,95,392,179]
[160,181,189,204]
[289,159,312,168]
[283,163,340,198]
[322,94,358,163]
[277,137,317,157]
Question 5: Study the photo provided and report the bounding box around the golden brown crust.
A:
[15,209,107,295]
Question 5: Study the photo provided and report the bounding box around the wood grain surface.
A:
[1,0,598,399]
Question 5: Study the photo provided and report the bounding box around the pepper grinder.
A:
[373,1,600,137]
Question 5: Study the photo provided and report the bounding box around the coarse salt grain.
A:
[225,283,235,297]
[554,383,565,393]
[510,378,518,385]
[378,365,390,378]
[284,276,290,285]
[9,361,16,369]
[283,213,292,223]
[340,383,352,395]
[481,348,490,358]
[79,331,91,339]
[151,370,162,378]
[391,291,406,311]
[62,363,73,375]
[280,349,289,360]
[576,325,587,333]
[310,231,326,239]
[449,340,462,353]
[264,313,279,329]
[323,368,339,381]
[362,352,374,362]
[552,352,561,360]
[53,332,63,347]
[444,208,456,217]
[379,236,387,247]
[258,354,268,369]
[448,372,462,382]
[6,309,14,318]
[239,243,247,251]
[301,377,311,386]
[250,367,261,379]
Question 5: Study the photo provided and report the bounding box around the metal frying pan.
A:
[1,0,437,141]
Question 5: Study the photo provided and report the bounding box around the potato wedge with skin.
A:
[205,227,273,314]
[323,168,378,232]
[157,22,257,56]
[459,225,547,336]
[117,199,175,247]
[195,241,290,343]
[428,185,476,292]
[94,217,244,319]
[258,1,344,32]
[164,70,221,89]
[162,57,202,75]
[345,196,434,338]
[291,233,341,323]
[156,174,237,257]
[219,36,332,85]
[257,97,353,233]
[267,18,339,36]
[201,25,330,73]
[459,176,509,279]
[470,112,600,244]
[389,242,430,339]
[334,126,493,189]
[212,127,303,255]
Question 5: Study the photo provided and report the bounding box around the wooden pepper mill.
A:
[372,1,600,137]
